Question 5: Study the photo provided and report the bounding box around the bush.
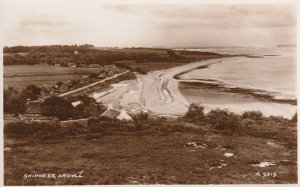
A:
[154,116,167,122]
[207,108,240,132]
[132,112,149,123]
[240,118,256,127]
[74,102,106,119]
[242,110,264,120]
[183,103,205,122]
[291,113,297,123]
[268,115,289,124]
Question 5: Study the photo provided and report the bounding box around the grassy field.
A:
[4,116,297,185]
[4,65,102,90]
[4,46,230,89]
[3,61,197,90]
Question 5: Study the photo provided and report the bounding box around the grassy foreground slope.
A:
[4,110,297,185]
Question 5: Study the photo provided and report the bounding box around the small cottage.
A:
[100,104,132,121]
[100,108,121,119]
[117,108,133,121]
[20,99,60,124]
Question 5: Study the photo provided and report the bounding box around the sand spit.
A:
[95,58,231,116]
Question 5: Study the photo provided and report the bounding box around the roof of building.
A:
[117,109,132,121]
[60,83,69,90]
[41,84,54,94]
[72,100,82,107]
[100,109,121,118]
[25,101,42,114]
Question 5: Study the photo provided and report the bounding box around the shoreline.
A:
[95,57,240,116]
[94,55,296,118]
[173,56,296,106]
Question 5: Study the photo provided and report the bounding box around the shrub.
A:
[183,103,205,122]
[132,112,149,123]
[240,118,256,127]
[154,116,167,122]
[207,108,240,132]
[74,102,106,119]
[268,115,289,124]
[291,113,297,123]
[242,110,264,120]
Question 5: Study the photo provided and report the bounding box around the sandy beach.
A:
[93,58,229,116]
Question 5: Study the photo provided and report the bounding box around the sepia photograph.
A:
[1,0,298,185]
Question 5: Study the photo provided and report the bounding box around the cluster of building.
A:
[39,64,126,99]
[4,100,133,126]
[5,48,133,126]
[4,99,60,125]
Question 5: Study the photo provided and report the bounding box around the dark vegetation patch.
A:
[3,45,232,67]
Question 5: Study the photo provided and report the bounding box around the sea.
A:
[177,47,297,118]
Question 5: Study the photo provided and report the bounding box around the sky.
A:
[1,0,297,47]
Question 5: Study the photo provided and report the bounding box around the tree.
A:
[78,94,97,104]
[88,73,98,79]
[41,96,75,120]
[22,85,42,100]
[56,81,64,88]
[4,85,41,115]
[207,108,240,132]
[74,95,106,119]
[4,96,27,115]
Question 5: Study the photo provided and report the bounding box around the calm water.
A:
[178,47,297,118]
[180,47,297,99]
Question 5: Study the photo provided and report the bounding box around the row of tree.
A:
[4,45,187,66]
[3,44,94,53]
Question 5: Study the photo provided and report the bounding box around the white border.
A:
[0,0,299,186]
